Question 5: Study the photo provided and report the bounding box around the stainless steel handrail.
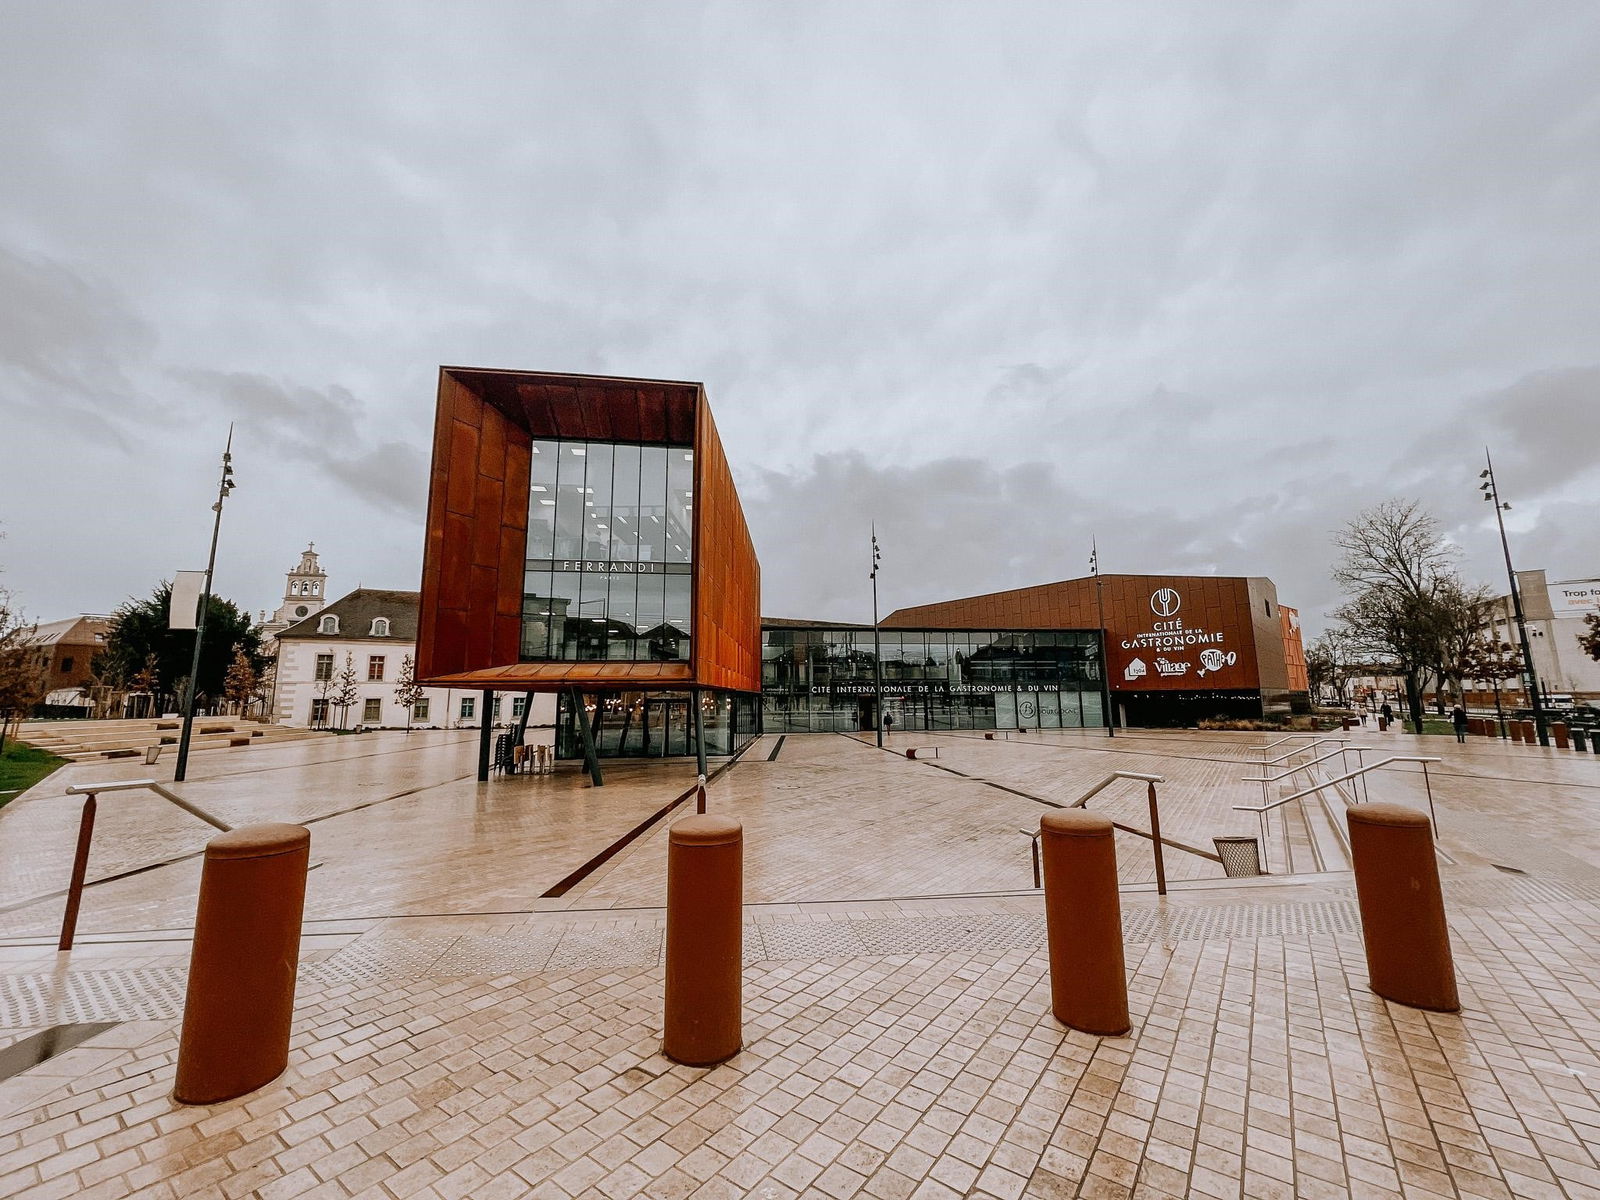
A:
[64,778,231,831]
[1241,746,1353,784]
[1253,733,1317,757]
[57,778,233,950]
[1067,770,1165,808]
[1067,771,1175,894]
[1256,737,1349,767]
[1233,755,1442,826]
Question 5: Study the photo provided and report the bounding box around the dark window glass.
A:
[640,446,668,563]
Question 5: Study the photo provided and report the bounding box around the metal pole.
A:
[1147,782,1167,897]
[1485,451,1549,746]
[59,793,97,951]
[1093,546,1114,738]
[476,689,493,781]
[1030,835,1041,889]
[175,430,235,783]
[694,688,707,779]
[871,528,883,748]
[573,689,603,786]
[1421,761,1438,835]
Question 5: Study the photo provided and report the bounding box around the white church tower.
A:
[260,544,328,645]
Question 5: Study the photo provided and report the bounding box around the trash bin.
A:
[1214,836,1263,877]
[144,745,162,766]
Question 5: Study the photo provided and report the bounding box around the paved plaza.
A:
[3,726,1600,1198]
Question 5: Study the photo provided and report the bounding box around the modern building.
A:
[765,573,1307,732]
[884,573,1306,725]
[414,368,761,778]
[1483,570,1600,702]
[273,585,557,731]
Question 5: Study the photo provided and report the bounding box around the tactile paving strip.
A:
[0,897,1451,1026]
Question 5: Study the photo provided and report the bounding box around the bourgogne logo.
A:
[1150,587,1181,618]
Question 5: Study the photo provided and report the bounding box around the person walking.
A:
[1380,701,1393,725]
[1452,704,1468,744]
[882,710,895,739]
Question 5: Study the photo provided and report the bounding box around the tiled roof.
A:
[277,588,419,641]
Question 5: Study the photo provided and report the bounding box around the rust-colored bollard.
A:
[1378,716,1389,732]
[1522,719,1537,744]
[1509,721,1524,743]
[1341,717,1351,732]
[1040,811,1129,1036]
[1553,722,1569,749]
[1346,804,1458,1012]
[663,815,742,1065]
[905,748,917,759]
[175,824,310,1104]
[984,732,995,740]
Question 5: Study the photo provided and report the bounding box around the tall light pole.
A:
[1479,450,1548,747]
[1090,539,1113,738]
[871,526,884,748]
[174,429,237,782]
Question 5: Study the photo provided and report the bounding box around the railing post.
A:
[1421,761,1438,834]
[1030,834,1041,889]
[58,792,97,951]
[1146,782,1167,897]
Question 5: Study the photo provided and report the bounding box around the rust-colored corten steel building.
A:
[416,367,760,778]
[883,573,1305,725]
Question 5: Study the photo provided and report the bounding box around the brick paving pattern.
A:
[4,726,1600,1197]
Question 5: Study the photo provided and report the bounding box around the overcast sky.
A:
[2,2,1597,637]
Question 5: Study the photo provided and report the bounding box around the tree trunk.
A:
[1405,670,1425,734]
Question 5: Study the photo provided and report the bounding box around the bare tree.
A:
[330,652,359,730]
[393,654,424,733]
[1331,500,1457,733]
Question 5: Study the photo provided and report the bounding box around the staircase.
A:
[1263,769,1353,875]
[14,718,331,762]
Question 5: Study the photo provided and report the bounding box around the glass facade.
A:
[555,689,761,760]
[761,626,1104,732]
[522,438,694,662]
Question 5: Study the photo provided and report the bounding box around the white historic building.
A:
[266,558,554,731]
[259,545,330,650]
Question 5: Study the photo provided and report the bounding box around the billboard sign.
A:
[1550,580,1600,618]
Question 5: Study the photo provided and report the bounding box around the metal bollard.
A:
[175,824,310,1104]
[1346,804,1458,1012]
[1040,810,1129,1036]
[1553,722,1569,750]
[663,815,742,1065]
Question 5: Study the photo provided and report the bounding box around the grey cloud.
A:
[1,2,1597,629]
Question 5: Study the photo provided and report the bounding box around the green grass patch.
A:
[0,740,66,808]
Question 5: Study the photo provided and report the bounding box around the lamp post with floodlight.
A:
[174,430,237,782]
[1479,450,1548,747]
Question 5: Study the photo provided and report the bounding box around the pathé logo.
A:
[1150,588,1181,618]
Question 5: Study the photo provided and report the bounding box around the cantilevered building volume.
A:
[415,368,761,775]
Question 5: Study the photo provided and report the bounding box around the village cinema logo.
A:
[1150,587,1181,618]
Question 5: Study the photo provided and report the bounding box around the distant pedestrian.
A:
[1452,704,1468,743]
[883,711,895,738]
[1380,702,1393,724]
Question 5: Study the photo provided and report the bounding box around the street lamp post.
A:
[1479,450,1549,747]
[871,527,884,748]
[174,430,237,782]
[1090,539,1113,738]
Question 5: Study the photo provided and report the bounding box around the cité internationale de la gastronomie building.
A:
[415,368,1308,768]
